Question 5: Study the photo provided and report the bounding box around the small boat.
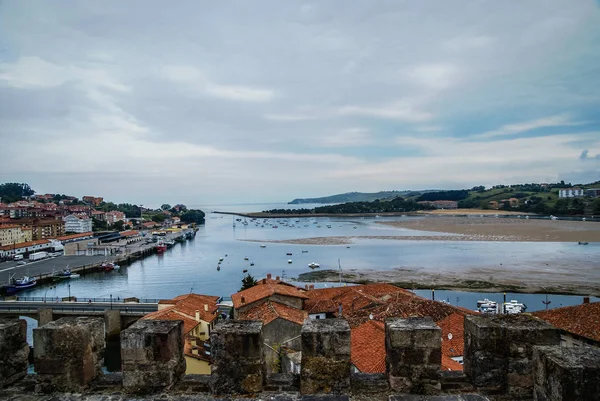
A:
[286,252,293,256]
[250,262,254,266]
[578,241,589,245]
[260,244,266,248]
[288,259,292,264]
[14,276,37,289]
[52,269,72,280]
[244,256,249,260]
[155,241,167,253]
[70,273,80,278]
[243,269,248,273]
[217,265,220,271]
[165,239,175,248]
[219,257,224,261]
[302,250,308,253]
[308,262,320,269]
[477,299,498,314]
[100,262,118,272]
[112,264,120,270]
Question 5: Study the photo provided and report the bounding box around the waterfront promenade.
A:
[0,230,193,290]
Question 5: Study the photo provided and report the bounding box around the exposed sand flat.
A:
[378,216,600,242]
[420,208,524,215]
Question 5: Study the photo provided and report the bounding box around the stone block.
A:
[104,309,121,340]
[464,315,560,398]
[210,320,265,395]
[350,372,389,394]
[121,319,185,393]
[0,319,29,389]
[33,317,105,393]
[533,345,600,401]
[301,319,351,394]
[386,317,442,395]
[37,309,52,327]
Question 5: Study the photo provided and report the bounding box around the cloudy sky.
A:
[1,1,599,206]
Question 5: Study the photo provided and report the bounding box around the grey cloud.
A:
[580,149,600,160]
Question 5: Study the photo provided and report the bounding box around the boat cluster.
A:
[476,298,527,314]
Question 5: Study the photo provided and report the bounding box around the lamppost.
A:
[44,285,54,303]
[110,294,113,310]
[68,284,71,301]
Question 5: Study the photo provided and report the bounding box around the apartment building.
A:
[0,224,33,247]
[63,214,93,233]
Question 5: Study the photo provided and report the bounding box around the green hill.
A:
[288,190,430,204]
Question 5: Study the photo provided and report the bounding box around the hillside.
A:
[288,190,425,204]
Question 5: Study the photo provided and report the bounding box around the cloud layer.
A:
[1,1,599,205]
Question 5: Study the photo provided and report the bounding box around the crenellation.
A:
[33,316,105,393]
[0,318,29,389]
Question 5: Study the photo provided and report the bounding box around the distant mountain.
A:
[288,191,420,204]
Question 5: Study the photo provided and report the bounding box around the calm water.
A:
[18,203,600,312]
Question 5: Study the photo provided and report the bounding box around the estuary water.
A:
[18,203,600,313]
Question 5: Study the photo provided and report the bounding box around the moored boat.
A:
[308,262,320,269]
[14,276,37,290]
[156,241,167,253]
[52,268,72,280]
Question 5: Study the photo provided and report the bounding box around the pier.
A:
[0,229,196,294]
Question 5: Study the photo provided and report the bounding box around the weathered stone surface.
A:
[37,309,52,327]
[386,317,441,395]
[301,319,351,394]
[121,319,185,394]
[350,373,389,394]
[533,345,600,401]
[0,318,29,389]
[210,320,265,395]
[33,317,105,393]
[389,395,490,400]
[265,373,301,392]
[104,310,121,340]
[464,314,559,398]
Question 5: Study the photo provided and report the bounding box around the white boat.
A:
[288,259,292,264]
[578,241,589,245]
[308,262,320,269]
[244,256,249,260]
[504,300,527,314]
[219,257,224,261]
[260,244,266,248]
[70,273,80,278]
[477,299,498,314]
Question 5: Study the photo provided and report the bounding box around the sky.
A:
[1,1,600,207]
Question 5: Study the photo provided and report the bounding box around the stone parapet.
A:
[33,317,105,393]
[464,314,560,399]
[0,319,29,389]
[121,319,186,393]
[210,320,265,395]
[385,317,442,395]
[533,345,600,401]
[301,319,351,394]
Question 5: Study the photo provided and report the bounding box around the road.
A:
[0,300,158,314]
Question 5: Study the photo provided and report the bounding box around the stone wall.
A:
[0,319,29,389]
[464,314,560,399]
[33,317,105,393]
[0,313,598,399]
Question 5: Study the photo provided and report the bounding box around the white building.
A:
[559,188,585,198]
[63,214,93,233]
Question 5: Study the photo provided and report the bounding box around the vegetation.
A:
[417,190,469,202]
[240,274,258,291]
[0,183,35,203]
[288,190,414,204]
[265,197,433,214]
[180,209,205,224]
[161,204,172,210]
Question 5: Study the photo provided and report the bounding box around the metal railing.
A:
[7,296,160,303]
[0,305,154,314]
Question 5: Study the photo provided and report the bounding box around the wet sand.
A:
[378,216,600,242]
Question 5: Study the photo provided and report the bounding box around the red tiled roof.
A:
[351,320,386,373]
[0,239,50,251]
[442,355,464,371]
[532,302,600,343]
[119,230,140,237]
[438,313,465,371]
[158,293,220,323]
[0,224,21,229]
[304,284,414,314]
[142,306,200,334]
[232,282,308,309]
[56,232,93,241]
[238,300,308,325]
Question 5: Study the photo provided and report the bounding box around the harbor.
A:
[0,228,196,296]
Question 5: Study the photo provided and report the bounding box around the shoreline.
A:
[297,269,600,297]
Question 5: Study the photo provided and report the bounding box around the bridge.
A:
[0,298,159,328]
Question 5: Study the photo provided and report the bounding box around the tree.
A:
[0,183,35,203]
[161,204,172,210]
[593,199,600,215]
[92,218,108,231]
[152,214,167,223]
[112,220,125,231]
[180,209,205,224]
[240,274,258,291]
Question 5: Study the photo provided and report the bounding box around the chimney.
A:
[262,278,267,284]
[241,296,245,304]
[276,276,280,281]
[195,310,200,322]
[305,284,309,290]
[204,304,208,312]
[583,296,590,304]
[309,284,315,290]
[267,273,272,279]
